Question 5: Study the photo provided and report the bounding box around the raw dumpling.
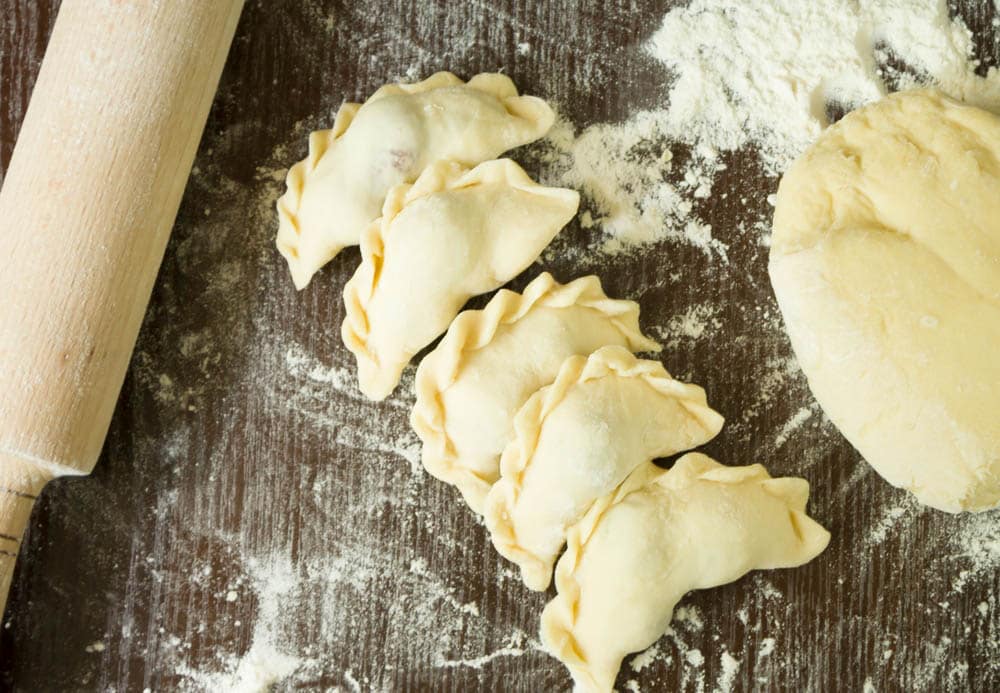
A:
[276,72,555,289]
[484,346,724,590]
[342,159,579,401]
[769,89,1000,512]
[540,453,830,693]
[411,272,661,514]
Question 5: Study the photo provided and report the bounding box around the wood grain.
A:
[0,0,243,618]
[1,1,998,691]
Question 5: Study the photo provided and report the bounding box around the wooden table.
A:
[1,1,998,690]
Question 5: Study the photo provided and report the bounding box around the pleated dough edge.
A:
[275,71,555,290]
[539,453,829,692]
[410,272,661,513]
[537,457,726,691]
[341,159,580,401]
[276,101,361,290]
[484,346,724,591]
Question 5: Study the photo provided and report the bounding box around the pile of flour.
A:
[540,0,1000,252]
[651,0,999,170]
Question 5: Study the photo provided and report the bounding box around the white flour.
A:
[649,303,722,349]
[539,0,1000,262]
[650,0,1000,172]
[175,557,311,692]
[715,651,740,693]
[772,405,816,449]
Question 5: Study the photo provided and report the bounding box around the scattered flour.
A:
[125,1,1000,690]
[912,635,972,689]
[284,345,355,391]
[758,638,776,660]
[674,605,705,632]
[751,576,784,601]
[277,341,424,476]
[538,0,1000,264]
[433,630,535,669]
[684,648,705,667]
[773,405,816,449]
[649,0,1000,173]
[652,303,723,349]
[949,511,1000,588]
[537,113,724,255]
[141,134,522,690]
[175,556,311,692]
[714,651,741,693]
[630,644,662,673]
[732,356,802,425]
[867,503,913,546]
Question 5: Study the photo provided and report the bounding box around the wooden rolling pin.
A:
[0,0,244,618]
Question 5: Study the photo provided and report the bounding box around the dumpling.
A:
[540,453,830,693]
[484,345,724,591]
[411,272,660,515]
[276,72,555,289]
[342,159,579,401]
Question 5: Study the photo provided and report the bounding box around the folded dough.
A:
[276,72,555,289]
[342,159,579,401]
[541,453,830,693]
[484,345,724,590]
[411,272,660,514]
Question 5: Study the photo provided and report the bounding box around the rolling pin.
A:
[0,0,244,618]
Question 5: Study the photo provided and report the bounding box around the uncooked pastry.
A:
[342,159,579,401]
[411,272,660,514]
[769,89,1000,513]
[484,346,724,591]
[276,72,555,289]
[540,453,830,692]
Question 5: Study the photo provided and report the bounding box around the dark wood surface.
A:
[1,1,999,691]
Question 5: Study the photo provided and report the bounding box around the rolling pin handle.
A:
[0,454,53,619]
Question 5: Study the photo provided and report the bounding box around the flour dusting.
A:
[773,405,816,449]
[651,0,1000,173]
[174,556,312,692]
[714,651,740,693]
[651,303,722,349]
[118,0,1000,690]
[867,504,913,546]
[537,0,1000,265]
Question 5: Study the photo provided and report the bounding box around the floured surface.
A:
[1,0,999,691]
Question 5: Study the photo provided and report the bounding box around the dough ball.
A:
[769,89,1000,513]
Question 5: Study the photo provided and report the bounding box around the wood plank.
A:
[0,1,998,690]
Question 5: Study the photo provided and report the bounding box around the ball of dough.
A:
[769,89,1000,513]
